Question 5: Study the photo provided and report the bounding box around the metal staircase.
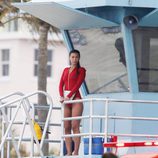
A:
[0,91,58,158]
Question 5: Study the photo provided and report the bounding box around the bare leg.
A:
[72,99,83,155]
[64,104,72,155]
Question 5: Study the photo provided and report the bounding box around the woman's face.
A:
[69,52,80,66]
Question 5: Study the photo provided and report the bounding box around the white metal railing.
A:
[0,91,54,158]
[61,98,158,157]
[0,92,26,158]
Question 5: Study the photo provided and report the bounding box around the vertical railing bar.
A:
[40,95,53,149]
[18,96,34,151]
[7,107,11,158]
[0,101,5,158]
[21,98,35,158]
[60,103,64,156]
[17,115,27,150]
[31,104,35,158]
[89,99,93,157]
[0,102,22,158]
[8,103,22,158]
[104,98,109,153]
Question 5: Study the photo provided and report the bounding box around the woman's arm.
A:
[59,69,65,97]
[67,68,86,98]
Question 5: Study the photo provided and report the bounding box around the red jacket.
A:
[59,67,86,99]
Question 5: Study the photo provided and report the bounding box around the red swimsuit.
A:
[59,67,86,99]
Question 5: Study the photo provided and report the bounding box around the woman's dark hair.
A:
[102,152,118,158]
[69,49,81,74]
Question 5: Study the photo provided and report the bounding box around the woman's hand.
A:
[59,97,64,103]
[64,97,70,101]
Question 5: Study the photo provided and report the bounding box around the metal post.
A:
[104,98,109,152]
[31,104,35,158]
[1,110,5,158]
[89,99,93,157]
[0,103,22,158]
[40,103,53,148]
[60,103,64,156]
[7,107,11,158]
[21,99,44,157]
[18,117,26,150]
[0,102,5,158]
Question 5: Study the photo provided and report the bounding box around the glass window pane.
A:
[34,64,38,76]
[47,65,52,77]
[34,49,39,61]
[34,49,53,77]
[133,27,158,92]
[2,49,10,61]
[14,19,18,31]
[68,28,129,94]
[47,50,52,62]
[2,64,9,76]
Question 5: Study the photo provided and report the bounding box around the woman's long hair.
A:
[69,49,81,74]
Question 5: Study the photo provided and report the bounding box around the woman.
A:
[59,49,86,155]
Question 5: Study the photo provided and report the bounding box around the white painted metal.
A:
[61,97,158,157]
[0,92,26,158]
[2,93,158,157]
[0,91,54,158]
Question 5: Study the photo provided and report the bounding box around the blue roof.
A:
[13,0,158,29]
[13,2,118,29]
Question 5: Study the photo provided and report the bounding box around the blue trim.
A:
[140,8,158,27]
[121,24,139,93]
[61,30,73,51]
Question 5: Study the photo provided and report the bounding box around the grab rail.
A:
[61,98,158,157]
[0,91,53,158]
[0,92,26,158]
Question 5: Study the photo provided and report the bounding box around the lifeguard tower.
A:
[1,0,158,157]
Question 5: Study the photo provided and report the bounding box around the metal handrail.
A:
[0,91,54,158]
[0,92,26,158]
[61,97,158,157]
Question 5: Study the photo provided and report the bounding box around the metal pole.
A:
[104,98,109,153]
[0,103,22,158]
[89,99,93,157]
[31,104,35,158]
[18,116,27,150]
[7,107,11,158]
[40,102,53,148]
[0,101,5,158]
[60,103,64,156]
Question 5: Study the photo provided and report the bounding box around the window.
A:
[34,49,53,77]
[7,17,18,32]
[0,49,10,77]
[133,27,158,92]
[68,28,129,94]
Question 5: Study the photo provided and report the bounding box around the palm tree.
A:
[0,0,60,155]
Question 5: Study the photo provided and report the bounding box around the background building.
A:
[0,18,68,105]
[0,17,68,154]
